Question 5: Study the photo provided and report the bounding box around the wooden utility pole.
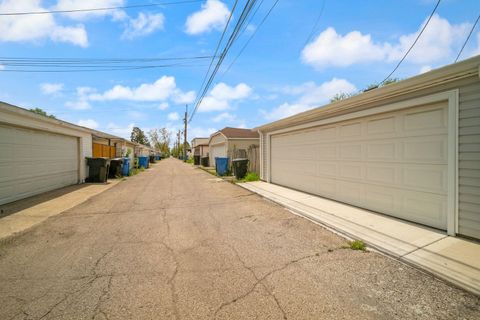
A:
[183,105,188,162]
[177,130,181,158]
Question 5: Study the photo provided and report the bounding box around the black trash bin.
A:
[201,156,209,167]
[149,155,156,164]
[232,158,249,179]
[108,158,124,178]
[86,157,111,183]
[194,155,201,165]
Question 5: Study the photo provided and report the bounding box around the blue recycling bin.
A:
[138,156,149,169]
[215,157,229,176]
[122,157,130,176]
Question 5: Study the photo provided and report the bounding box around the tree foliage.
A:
[148,128,171,156]
[29,108,56,119]
[130,127,150,146]
[330,78,402,103]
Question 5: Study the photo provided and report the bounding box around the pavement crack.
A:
[91,275,113,320]
[214,251,320,319]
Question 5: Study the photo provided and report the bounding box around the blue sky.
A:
[1,0,479,141]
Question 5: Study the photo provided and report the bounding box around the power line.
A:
[192,0,239,109]
[0,55,215,63]
[220,0,280,78]
[380,0,441,85]
[301,0,326,48]
[0,0,202,16]
[455,14,480,62]
[189,0,259,123]
[0,63,209,73]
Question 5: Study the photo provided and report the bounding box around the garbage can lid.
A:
[232,158,248,161]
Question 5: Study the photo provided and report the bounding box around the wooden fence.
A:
[228,144,260,174]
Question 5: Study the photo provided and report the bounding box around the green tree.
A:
[330,78,402,103]
[148,128,171,156]
[130,127,150,146]
[29,107,56,119]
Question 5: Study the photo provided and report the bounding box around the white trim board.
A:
[265,90,459,236]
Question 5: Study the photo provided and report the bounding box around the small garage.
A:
[208,127,259,168]
[0,102,92,205]
[257,55,480,240]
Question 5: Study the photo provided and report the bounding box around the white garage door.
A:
[271,102,449,230]
[0,125,79,205]
[210,143,226,167]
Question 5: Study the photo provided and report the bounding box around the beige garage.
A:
[0,102,93,205]
[0,125,79,205]
[270,101,451,230]
[257,55,480,240]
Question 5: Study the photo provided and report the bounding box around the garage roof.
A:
[219,127,259,139]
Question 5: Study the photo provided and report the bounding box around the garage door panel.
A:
[0,125,79,205]
[271,102,450,230]
[366,116,396,135]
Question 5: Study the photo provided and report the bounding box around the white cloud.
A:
[198,82,252,112]
[302,27,388,68]
[158,102,169,110]
[185,0,230,35]
[419,65,432,74]
[172,90,196,104]
[188,126,217,140]
[122,12,165,39]
[106,122,135,139]
[77,119,99,129]
[65,100,91,110]
[264,78,357,121]
[0,64,4,70]
[302,15,471,68]
[90,76,177,101]
[65,86,95,110]
[40,83,64,95]
[167,112,180,121]
[0,0,88,47]
[212,112,236,123]
[127,110,146,120]
[262,103,314,121]
[54,0,127,21]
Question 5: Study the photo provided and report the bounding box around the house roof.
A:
[255,54,480,132]
[218,127,259,139]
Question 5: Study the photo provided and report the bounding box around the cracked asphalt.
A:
[1,158,479,320]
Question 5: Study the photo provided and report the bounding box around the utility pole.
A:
[177,130,181,158]
[183,105,188,162]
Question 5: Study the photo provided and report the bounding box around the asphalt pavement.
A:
[1,158,479,319]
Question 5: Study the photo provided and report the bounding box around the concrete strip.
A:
[238,181,480,296]
[0,181,120,240]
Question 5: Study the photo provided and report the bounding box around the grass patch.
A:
[128,168,142,176]
[186,157,194,164]
[345,240,367,251]
[243,172,259,182]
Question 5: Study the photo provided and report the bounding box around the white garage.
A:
[0,102,92,205]
[257,56,480,240]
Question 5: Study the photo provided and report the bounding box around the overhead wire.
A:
[189,0,259,123]
[0,0,202,16]
[301,0,326,48]
[192,0,239,109]
[379,0,441,85]
[455,14,480,62]
[220,0,280,79]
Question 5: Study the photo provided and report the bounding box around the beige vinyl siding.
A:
[458,80,480,239]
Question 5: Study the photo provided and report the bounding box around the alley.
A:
[1,158,479,319]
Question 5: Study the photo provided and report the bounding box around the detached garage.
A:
[257,55,480,240]
[209,127,259,168]
[0,102,92,205]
